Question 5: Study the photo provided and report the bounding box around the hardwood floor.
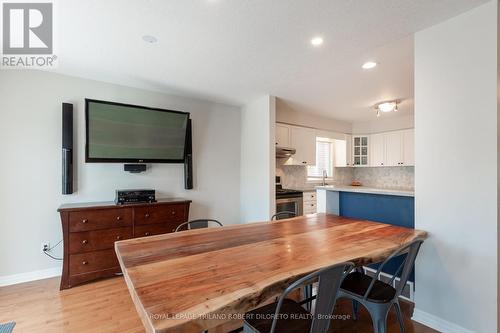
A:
[0,277,437,333]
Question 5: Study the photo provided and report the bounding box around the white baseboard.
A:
[0,267,62,287]
[412,308,475,333]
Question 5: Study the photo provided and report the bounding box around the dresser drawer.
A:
[69,249,119,275]
[134,224,177,237]
[69,227,133,254]
[69,208,132,232]
[303,191,317,202]
[135,204,187,225]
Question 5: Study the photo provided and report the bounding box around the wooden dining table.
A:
[115,213,427,333]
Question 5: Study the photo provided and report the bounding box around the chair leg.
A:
[393,301,405,333]
[352,299,359,320]
[305,284,313,311]
[367,304,390,333]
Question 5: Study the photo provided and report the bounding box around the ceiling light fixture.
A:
[362,61,377,69]
[310,36,324,47]
[142,35,158,44]
[374,100,399,117]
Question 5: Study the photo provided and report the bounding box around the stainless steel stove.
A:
[275,176,303,218]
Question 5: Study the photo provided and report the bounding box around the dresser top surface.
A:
[58,198,191,212]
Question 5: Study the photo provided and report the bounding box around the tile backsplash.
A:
[352,166,414,190]
[276,159,414,190]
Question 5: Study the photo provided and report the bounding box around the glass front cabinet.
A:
[352,136,369,166]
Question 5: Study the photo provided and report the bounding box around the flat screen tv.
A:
[85,99,190,163]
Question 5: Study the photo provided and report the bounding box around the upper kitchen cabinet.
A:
[275,124,291,147]
[352,135,369,166]
[286,126,317,165]
[368,129,415,167]
[370,133,385,166]
[402,129,415,166]
[385,131,403,166]
[334,134,352,167]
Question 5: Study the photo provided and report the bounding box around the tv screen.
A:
[85,99,190,163]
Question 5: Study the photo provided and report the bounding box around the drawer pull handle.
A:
[116,236,121,240]
[116,216,122,221]
[82,240,88,245]
[82,261,88,265]
[171,211,176,215]
[145,213,150,218]
[82,219,88,224]
[145,232,150,236]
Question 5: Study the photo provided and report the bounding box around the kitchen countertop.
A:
[315,185,414,197]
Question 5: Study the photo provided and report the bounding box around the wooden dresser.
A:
[58,198,191,290]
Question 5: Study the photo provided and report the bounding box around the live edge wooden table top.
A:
[115,213,427,333]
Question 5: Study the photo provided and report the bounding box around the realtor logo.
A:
[1,1,57,68]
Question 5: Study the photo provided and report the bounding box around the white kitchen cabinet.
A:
[275,124,291,147]
[385,131,403,166]
[345,134,352,166]
[368,129,415,167]
[370,133,386,166]
[352,136,369,166]
[402,129,415,166]
[286,126,317,165]
[335,134,353,167]
[303,191,317,215]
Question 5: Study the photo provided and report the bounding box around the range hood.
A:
[276,147,296,158]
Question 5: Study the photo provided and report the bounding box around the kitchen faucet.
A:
[322,170,327,186]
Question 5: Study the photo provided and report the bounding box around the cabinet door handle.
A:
[171,211,176,215]
[116,216,122,221]
[116,236,121,240]
[145,213,150,218]
[82,240,88,245]
[145,232,150,236]
[302,161,307,164]
[82,261,88,265]
[82,219,88,224]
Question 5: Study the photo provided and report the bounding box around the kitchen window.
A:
[307,138,334,180]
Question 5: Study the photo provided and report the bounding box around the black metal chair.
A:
[243,262,355,333]
[174,219,223,232]
[271,211,297,220]
[337,239,424,333]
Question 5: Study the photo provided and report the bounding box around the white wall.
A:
[240,95,276,222]
[352,114,414,134]
[414,2,498,332]
[0,70,241,281]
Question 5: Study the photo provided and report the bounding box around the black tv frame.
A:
[85,98,190,163]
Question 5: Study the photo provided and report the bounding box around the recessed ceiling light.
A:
[310,37,324,47]
[362,61,377,69]
[142,35,158,44]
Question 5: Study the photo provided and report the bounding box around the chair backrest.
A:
[363,239,424,300]
[271,211,297,221]
[174,219,223,232]
[270,262,354,333]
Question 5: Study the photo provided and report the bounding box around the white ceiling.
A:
[53,0,489,122]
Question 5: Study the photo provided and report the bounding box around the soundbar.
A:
[62,103,73,195]
[184,118,193,189]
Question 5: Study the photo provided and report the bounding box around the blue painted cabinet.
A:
[339,192,415,281]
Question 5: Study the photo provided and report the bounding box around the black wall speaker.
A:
[62,103,74,195]
[184,118,193,190]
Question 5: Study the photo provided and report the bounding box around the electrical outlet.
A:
[41,241,50,252]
